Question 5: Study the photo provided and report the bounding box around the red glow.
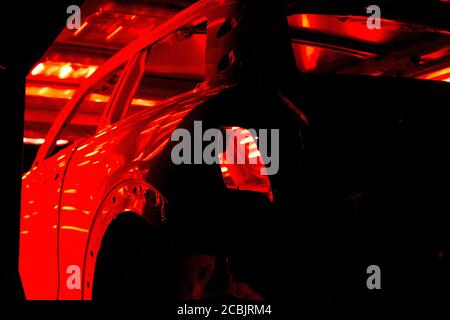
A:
[73,22,88,36]
[29,61,98,79]
[23,137,69,146]
[26,86,158,107]
[58,64,73,79]
[23,137,45,145]
[60,226,89,233]
[420,47,450,63]
[131,98,158,107]
[419,67,450,82]
[106,26,123,40]
[288,13,396,72]
[31,63,45,76]
[289,14,391,44]
[293,14,319,71]
[26,86,75,99]
[219,127,273,202]
[301,14,310,28]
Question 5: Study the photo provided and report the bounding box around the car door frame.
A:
[33,0,222,168]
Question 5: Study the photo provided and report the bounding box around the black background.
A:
[0,0,84,300]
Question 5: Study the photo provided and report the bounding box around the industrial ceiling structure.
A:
[24,0,450,143]
[25,0,197,142]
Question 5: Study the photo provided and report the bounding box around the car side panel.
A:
[57,87,224,299]
[19,146,76,299]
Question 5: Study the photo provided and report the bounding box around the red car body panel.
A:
[20,146,75,299]
[21,82,228,299]
[20,0,229,300]
[62,87,227,299]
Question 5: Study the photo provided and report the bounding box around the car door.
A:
[20,145,77,299]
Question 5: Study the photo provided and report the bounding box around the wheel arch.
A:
[81,179,166,299]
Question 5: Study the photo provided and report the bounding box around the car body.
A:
[20,0,450,301]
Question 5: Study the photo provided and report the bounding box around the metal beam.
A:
[287,0,450,33]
